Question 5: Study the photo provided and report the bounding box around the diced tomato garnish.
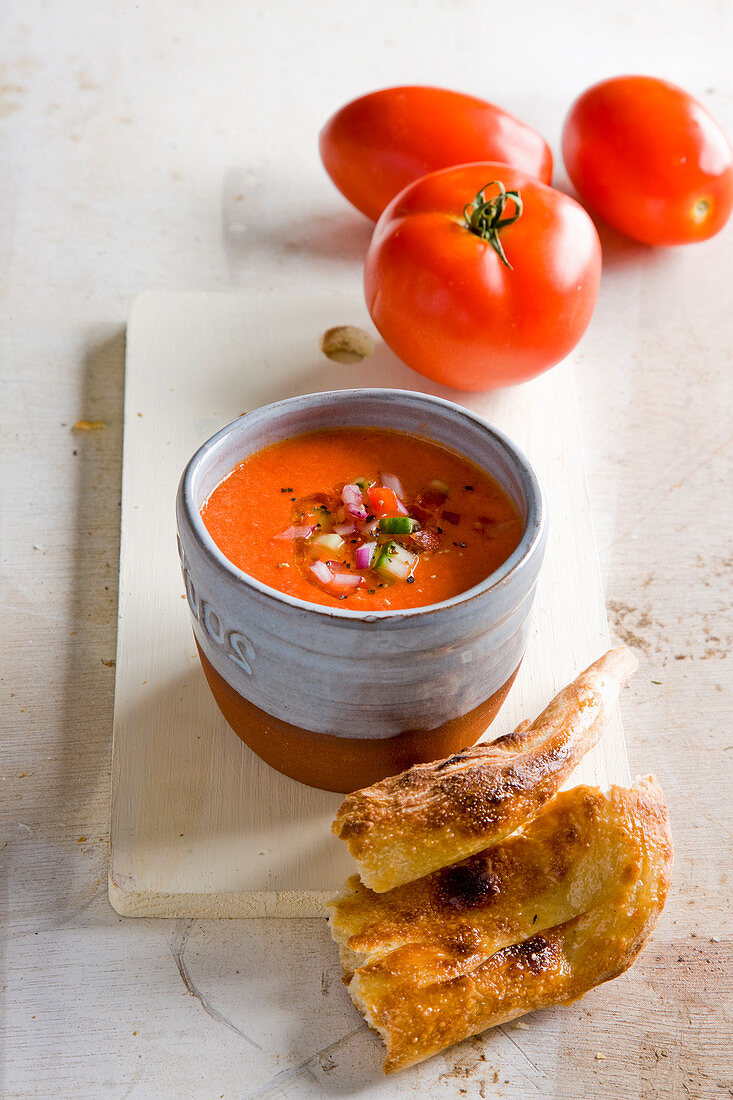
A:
[368,485,408,517]
[407,527,441,553]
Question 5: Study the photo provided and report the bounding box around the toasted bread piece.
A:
[346,777,672,1073]
[333,647,638,892]
[330,783,646,984]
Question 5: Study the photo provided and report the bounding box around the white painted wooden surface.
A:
[2,1,731,1096]
[109,292,626,918]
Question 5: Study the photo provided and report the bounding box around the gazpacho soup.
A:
[201,428,523,612]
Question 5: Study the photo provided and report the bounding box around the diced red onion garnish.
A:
[310,560,333,584]
[341,483,368,519]
[328,571,363,588]
[356,542,377,569]
[333,521,357,536]
[379,472,405,499]
[276,524,316,540]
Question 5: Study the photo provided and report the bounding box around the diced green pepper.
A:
[378,516,417,535]
[374,541,418,582]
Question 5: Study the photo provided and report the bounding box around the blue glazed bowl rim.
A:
[177,388,547,623]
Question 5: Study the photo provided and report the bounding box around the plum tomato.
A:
[320,85,553,222]
[562,75,733,246]
[364,163,602,392]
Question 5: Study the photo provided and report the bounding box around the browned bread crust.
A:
[343,777,672,1073]
[329,782,651,985]
[332,647,638,892]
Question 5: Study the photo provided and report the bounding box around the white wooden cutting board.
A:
[108,291,628,918]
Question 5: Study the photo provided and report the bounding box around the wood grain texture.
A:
[109,291,629,917]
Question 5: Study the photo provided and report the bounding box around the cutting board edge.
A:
[107,873,330,919]
[109,290,632,914]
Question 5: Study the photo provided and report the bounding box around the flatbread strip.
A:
[333,647,638,892]
[329,783,649,985]
[347,777,672,1073]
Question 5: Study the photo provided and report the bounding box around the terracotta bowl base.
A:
[197,642,520,792]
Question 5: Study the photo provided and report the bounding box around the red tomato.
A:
[364,163,602,392]
[367,485,405,517]
[562,76,733,246]
[320,86,552,222]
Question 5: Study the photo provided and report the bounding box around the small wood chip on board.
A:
[319,325,374,364]
[72,420,107,431]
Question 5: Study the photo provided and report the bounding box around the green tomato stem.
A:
[464,180,523,269]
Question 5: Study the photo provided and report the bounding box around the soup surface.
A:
[201,428,523,612]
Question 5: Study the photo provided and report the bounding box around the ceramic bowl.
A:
[176,389,547,793]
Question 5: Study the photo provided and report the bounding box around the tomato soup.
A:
[201,428,523,612]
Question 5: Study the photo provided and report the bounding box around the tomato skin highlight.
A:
[364,163,602,392]
[562,75,733,246]
[367,485,404,517]
[320,85,553,222]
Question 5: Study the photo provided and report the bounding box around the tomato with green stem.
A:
[320,86,552,223]
[562,76,733,246]
[364,163,602,392]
